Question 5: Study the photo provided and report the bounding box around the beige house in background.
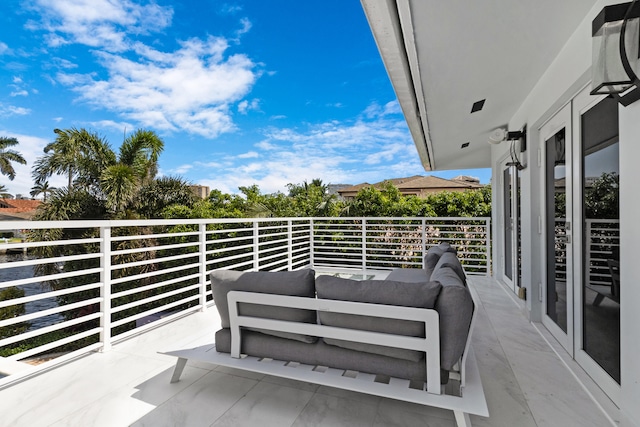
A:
[337,175,483,200]
[189,185,210,199]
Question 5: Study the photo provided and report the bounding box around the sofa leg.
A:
[170,357,188,383]
[454,411,471,427]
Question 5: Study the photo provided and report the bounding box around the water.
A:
[0,253,63,330]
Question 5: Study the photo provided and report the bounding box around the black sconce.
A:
[591,1,640,106]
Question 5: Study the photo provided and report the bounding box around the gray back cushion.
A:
[316,275,442,362]
[431,265,473,370]
[424,242,457,277]
[210,269,317,343]
[434,252,467,285]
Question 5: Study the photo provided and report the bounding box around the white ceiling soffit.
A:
[361,0,599,171]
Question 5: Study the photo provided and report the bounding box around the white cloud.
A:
[238,151,259,159]
[0,104,31,116]
[88,119,134,133]
[10,90,28,97]
[171,164,193,174]
[30,0,174,52]
[363,100,401,119]
[238,98,259,114]
[196,103,424,194]
[58,36,258,138]
[235,18,252,39]
[219,4,243,15]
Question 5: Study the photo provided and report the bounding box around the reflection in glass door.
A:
[503,166,514,285]
[578,93,620,386]
[541,103,572,350]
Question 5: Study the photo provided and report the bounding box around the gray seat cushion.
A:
[215,328,451,384]
[315,275,441,362]
[385,268,429,283]
[210,269,317,343]
[431,265,473,370]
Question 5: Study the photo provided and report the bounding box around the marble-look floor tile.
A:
[261,374,320,393]
[214,364,266,380]
[504,346,612,427]
[131,371,257,427]
[316,384,382,406]
[292,393,378,427]
[0,351,167,427]
[48,365,209,427]
[376,397,455,423]
[211,381,314,427]
[373,408,456,427]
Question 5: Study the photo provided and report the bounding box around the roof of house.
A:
[0,199,42,220]
[337,175,483,195]
[0,199,42,211]
[395,175,483,190]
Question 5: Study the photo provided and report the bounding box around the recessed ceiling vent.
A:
[471,99,485,113]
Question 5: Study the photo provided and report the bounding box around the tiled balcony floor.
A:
[0,276,618,427]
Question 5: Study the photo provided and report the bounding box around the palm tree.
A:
[0,137,27,181]
[30,181,56,202]
[0,184,11,198]
[32,128,114,190]
[100,129,164,214]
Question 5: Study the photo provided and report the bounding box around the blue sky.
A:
[0,0,490,198]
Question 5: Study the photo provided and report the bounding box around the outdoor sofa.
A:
[163,243,488,426]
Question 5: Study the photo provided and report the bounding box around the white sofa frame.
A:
[163,287,488,427]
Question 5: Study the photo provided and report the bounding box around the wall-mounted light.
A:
[488,126,527,169]
[488,128,526,149]
[591,1,640,106]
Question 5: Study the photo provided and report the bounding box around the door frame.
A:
[571,86,621,404]
[498,154,519,293]
[539,101,574,354]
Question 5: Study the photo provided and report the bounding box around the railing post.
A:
[309,218,315,269]
[100,226,112,352]
[422,218,427,268]
[362,218,367,272]
[253,221,260,271]
[288,220,293,271]
[485,217,492,276]
[199,223,207,311]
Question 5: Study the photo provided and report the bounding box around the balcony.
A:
[0,218,616,426]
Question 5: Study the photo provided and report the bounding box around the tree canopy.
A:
[32,128,196,221]
[163,180,491,220]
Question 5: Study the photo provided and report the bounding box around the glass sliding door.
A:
[539,87,621,402]
[501,160,521,293]
[503,166,514,284]
[574,88,621,398]
[540,103,573,350]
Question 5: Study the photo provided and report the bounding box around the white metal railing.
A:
[585,219,619,287]
[552,218,619,286]
[0,216,490,381]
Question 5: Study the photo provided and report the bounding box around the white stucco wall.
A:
[618,102,640,427]
[490,1,640,424]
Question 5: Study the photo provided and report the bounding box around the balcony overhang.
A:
[361,0,599,171]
